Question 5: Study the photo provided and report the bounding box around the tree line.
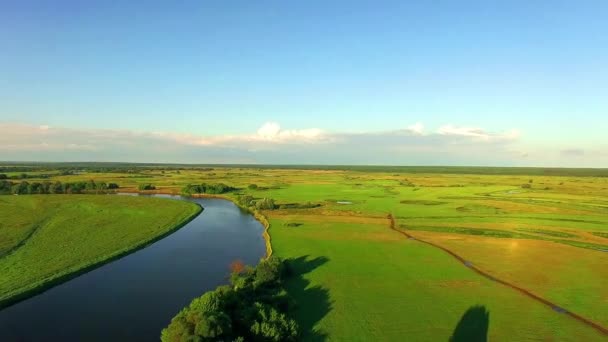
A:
[0,180,119,195]
[0,173,56,180]
[182,183,237,195]
[237,195,321,211]
[161,256,298,342]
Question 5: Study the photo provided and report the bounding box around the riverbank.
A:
[0,195,202,309]
[127,189,274,258]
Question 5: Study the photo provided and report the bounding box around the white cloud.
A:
[406,122,425,135]
[437,125,519,142]
[0,121,540,165]
[254,122,326,143]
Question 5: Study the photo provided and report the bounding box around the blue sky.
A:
[1,1,606,166]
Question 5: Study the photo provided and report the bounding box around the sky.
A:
[1,1,607,166]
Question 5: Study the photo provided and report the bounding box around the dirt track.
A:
[386,214,608,337]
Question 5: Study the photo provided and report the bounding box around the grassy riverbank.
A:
[0,195,201,308]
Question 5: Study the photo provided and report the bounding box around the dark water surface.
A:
[0,195,266,341]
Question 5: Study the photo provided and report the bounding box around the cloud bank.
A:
[0,121,603,167]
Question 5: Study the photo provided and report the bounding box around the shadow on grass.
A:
[285,255,331,342]
[450,305,490,342]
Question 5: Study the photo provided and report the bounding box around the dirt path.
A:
[386,214,608,337]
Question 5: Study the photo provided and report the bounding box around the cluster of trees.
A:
[161,256,298,342]
[182,183,236,195]
[237,196,320,211]
[237,195,277,210]
[138,184,156,191]
[0,180,119,195]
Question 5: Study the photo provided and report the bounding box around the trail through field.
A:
[386,214,608,337]
[0,219,49,259]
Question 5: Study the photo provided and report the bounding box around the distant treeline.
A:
[0,180,119,195]
[182,183,236,195]
[2,162,607,177]
[0,173,56,180]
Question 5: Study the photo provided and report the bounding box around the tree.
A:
[52,181,64,194]
[161,289,233,341]
[230,260,246,275]
[138,184,156,191]
[0,174,7,179]
[253,256,283,288]
[0,180,12,194]
[28,182,43,194]
[12,181,30,195]
[162,257,297,342]
[97,182,108,192]
[107,183,119,189]
[255,198,276,210]
[85,179,97,191]
[248,303,298,342]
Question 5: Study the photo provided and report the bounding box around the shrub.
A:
[237,195,255,207]
[520,183,532,189]
[278,202,321,210]
[248,184,259,190]
[138,184,156,191]
[255,198,276,210]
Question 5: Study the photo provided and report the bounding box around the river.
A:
[0,195,267,341]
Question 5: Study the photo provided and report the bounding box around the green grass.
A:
[0,195,201,307]
[4,165,608,340]
[270,217,604,341]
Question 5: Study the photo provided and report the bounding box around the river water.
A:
[0,195,266,341]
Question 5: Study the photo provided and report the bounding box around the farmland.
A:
[1,164,607,340]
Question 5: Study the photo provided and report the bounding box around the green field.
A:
[0,195,201,307]
[2,164,608,340]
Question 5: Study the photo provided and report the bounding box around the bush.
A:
[521,183,532,189]
[248,184,259,190]
[255,198,276,210]
[237,195,255,207]
[138,184,156,191]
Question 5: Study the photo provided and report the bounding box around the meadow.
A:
[0,195,201,307]
[1,164,607,340]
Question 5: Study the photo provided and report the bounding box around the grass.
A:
[411,232,608,329]
[3,165,608,340]
[0,195,201,307]
[270,216,603,340]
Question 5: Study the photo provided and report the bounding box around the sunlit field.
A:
[2,164,607,340]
